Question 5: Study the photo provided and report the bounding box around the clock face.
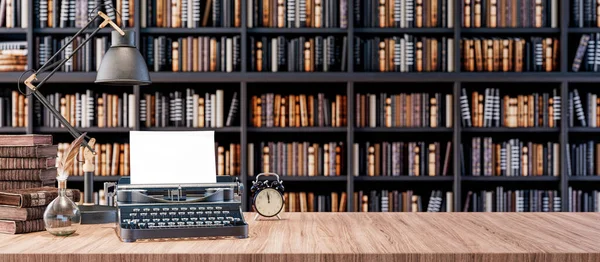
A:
[254,188,284,217]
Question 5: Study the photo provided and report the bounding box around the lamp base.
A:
[78,205,117,224]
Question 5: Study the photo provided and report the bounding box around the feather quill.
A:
[57,132,87,180]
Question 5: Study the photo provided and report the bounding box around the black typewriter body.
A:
[115,179,248,242]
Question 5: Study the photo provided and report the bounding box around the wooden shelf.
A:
[354,28,453,34]
[461,28,560,34]
[248,176,347,182]
[140,27,242,34]
[36,127,133,133]
[568,28,600,33]
[247,127,346,133]
[140,126,241,132]
[355,176,453,182]
[462,176,560,182]
[355,127,453,133]
[0,127,27,133]
[247,28,347,34]
[0,28,27,34]
[568,127,600,133]
[569,176,600,182]
[462,127,560,133]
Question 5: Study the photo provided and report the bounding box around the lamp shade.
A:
[95,30,151,86]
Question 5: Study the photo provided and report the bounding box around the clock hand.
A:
[267,192,271,203]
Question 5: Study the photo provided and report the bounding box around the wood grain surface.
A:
[0,212,599,262]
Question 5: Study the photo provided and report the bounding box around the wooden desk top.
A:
[0,213,599,262]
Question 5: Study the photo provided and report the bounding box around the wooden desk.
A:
[0,213,599,262]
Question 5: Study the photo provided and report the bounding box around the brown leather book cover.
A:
[374,143,381,176]
[315,0,322,27]
[416,41,423,72]
[210,38,218,71]
[48,0,53,27]
[288,95,295,127]
[0,168,56,182]
[0,219,45,234]
[0,206,45,221]
[256,41,263,72]
[379,41,386,72]
[464,0,471,27]
[535,0,542,27]
[474,39,482,71]
[0,135,52,147]
[0,158,56,170]
[157,0,163,27]
[295,96,301,127]
[298,143,304,175]
[335,144,341,176]
[478,94,484,127]
[299,192,307,212]
[331,192,338,212]
[361,194,369,212]
[385,97,392,127]
[417,0,423,27]
[193,38,199,72]
[502,39,509,71]
[172,41,179,71]
[300,95,308,126]
[339,192,347,212]
[367,146,375,176]
[471,91,478,126]
[545,38,553,72]
[0,187,80,208]
[277,0,285,27]
[308,95,315,126]
[235,0,241,27]
[432,38,438,71]
[379,0,386,27]
[307,0,313,27]
[474,0,481,27]
[172,0,180,27]
[468,39,475,72]
[263,0,270,27]
[202,0,213,26]
[280,97,287,127]
[485,39,493,71]
[182,38,188,72]
[274,94,281,127]
[0,145,57,158]
[304,41,311,72]
[493,39,500,71]
[552,39,559,70]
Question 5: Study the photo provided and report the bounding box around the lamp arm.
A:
[20,10,125,154]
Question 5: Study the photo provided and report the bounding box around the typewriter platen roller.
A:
[115,180,248,242]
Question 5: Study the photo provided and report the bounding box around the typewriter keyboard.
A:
[119,205,245,230]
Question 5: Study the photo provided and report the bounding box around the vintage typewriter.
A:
[115,177,248,242]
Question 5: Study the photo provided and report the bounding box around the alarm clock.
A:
[251,173,284,220]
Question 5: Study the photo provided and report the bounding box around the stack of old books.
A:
[0,134,79,234]
[0,187,80,234]
[0,135,57,189]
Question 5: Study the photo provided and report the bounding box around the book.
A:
[0,145,57,158]
[0,187,80,207]
[572,34,591,72]
[0,135,51,146]
[357,0,451,28]
[251,0,346,28]
[0,157,56,169]
[0,219,45,234]
[0,168,56,181]
[0,206,45,221]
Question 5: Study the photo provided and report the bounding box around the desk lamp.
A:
[20,8,151,224]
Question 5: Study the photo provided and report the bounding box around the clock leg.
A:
[276,214,281,220]
[254,213,260,221]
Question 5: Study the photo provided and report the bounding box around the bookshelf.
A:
[0,0,597,212]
